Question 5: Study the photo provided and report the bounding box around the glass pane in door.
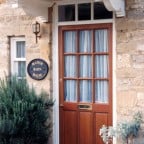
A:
[95,55,109,78]
[64,31,77,53]
[64,80,77,102]
[79,30,92,52]
[95,80,108,103]
[80,80,92,102]
[95,29,108,52]
[80,56,92,78]
[65,56,77,77]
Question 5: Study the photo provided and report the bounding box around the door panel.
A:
[79,112,93,144]
[59,24,112,144]
[95,113,108,144]
[64,111,77,144]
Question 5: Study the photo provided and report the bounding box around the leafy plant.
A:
[0,76,54,144]
[99,112,143,144]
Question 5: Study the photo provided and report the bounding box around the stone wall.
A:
[0,0,5,4]
[116,0,144,143]
[0,1,52,96]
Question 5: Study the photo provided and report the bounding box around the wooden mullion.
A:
[94,52,109,55]
[77,77,93,80]
[94,78,109,80]
[77,30,80,102]
[94,29,97,104]
[64,77,78,80]
[64,53,78,55]
[64,53,92,55]
[76,53,92,55]
[92,29,95,103]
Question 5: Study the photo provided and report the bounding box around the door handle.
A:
[78,104,92,110]
[60,104,64,107]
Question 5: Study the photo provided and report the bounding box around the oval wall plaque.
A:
[27,58,49,80]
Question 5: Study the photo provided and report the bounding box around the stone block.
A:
[0,0,5,4]
[132,55,144,63]
[116,68,138,78]
[116,40,140,54]
[39,39,50,60]
[117,54,131,68]
[117,90,137,109]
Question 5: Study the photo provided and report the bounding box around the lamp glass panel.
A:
[36,23,40,33]
[32,22,40,33]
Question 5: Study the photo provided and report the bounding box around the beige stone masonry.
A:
[0,2,52,96]
[116,0,144,143]
[0,0,5,3]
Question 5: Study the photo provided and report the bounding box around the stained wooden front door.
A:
[59,24,112,144]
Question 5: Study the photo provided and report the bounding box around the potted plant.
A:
[99,112,143,144]
[0,76,54,144]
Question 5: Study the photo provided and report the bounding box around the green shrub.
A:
[0,76,54,144]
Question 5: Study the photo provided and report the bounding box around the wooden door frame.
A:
[52,3,116,144]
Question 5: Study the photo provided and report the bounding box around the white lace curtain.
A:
[64,29,109,103]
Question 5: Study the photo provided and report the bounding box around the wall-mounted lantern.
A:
[32,21,41,43]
